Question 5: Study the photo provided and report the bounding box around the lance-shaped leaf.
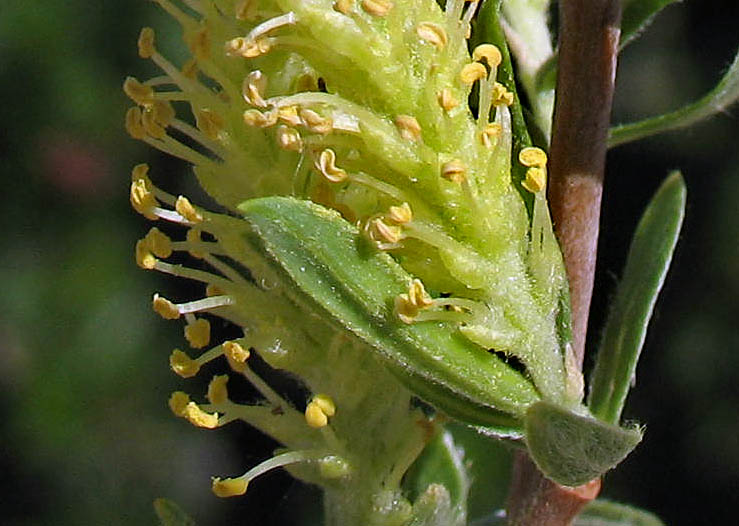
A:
[238,197,540,435]
[610,47,739,147]
[575,499,665,526]
[588,172,686,424]
[525,401,643,487]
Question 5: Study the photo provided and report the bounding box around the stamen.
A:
[170,348,201,377]
[195,108,225,141]
[123,77,155,106]
[416,22,448,50]
[169,391,191,416]
[480,123,502,149]
[315,149,348,183]
[244,13,297,43]
[225,36,272,59]
[361,0,393,17]
[125,107,147,140]
[184,401,219,428]
[300,109,333,135]
[491,82,514,106]
[153,294,181,320]
[518,146,548,168]
[387,202,412,224]
[459,62,487,85]
[305,394,335,428]
[175,196,204,223]
[138,27,156,59]
[441,159,467,183]
[438,88,459,112]
[184,317,211,348]
[223,340,250,372]
[207,375,230,405]
[130,178,160,220]
[367,217,404,247]
[473,44,502,67]
[242,70,268,108]
[277,105,302,127]
[334,0,354,15]
[243,109,278,128]
[394,115,422,142]
[522,167,546,194]
[185,228,204,258]
[276,125,303,152]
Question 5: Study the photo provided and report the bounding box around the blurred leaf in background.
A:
[0,1,737,525]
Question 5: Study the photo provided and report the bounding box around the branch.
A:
[547,0,622,369]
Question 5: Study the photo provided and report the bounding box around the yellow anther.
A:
[138,27,156,59]
[185,318,211,349]
[394,294,419,324]
[480,122,502,149]
[312,394,336,417]
[225,37,271,58]
[235,0,257,20]
[153,293,181,320]
[130,178,159,220]
[195,109,225,141]
[184,401,219,428]
[186,228,204,258]
[437,88,459,112]
[175,196,203,223]
[334,0,354,14]
[460,62,487,85]
[277,105,302,127]
[243,109,278,128]
[416,22,448,50]
[206,283,225,297]
[207,375,230,405]
[522,166,547,194]
[315,149,348,183]
[169,348,201,378]
[125,106,147,140]
[300,109,333,135]
[387,202,412,224]
[181,58,198,79]
[305,401,329,428]
[131,163,150,183]
[145,227,172,258]
[242,70,268,108]
[473,44,502,67]
[141,107,166,139]
[369,217,404,244]
[276,125,303,152]
[361,0,393,17]
[492,82,514,106]
[168,391,191,416]
[135,239,156,270]
[151,100,176,127]
[186,26,210,62]
[224,341,250,372]
[441,159,467,183]
[123,77,154,106]
[518,146,548,168]
[212,477,248,498]
[408,279,433,308]
[395,115,422,142]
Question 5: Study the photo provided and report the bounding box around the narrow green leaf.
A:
[621,0,681,49]
[610,47,739,147]
[588,172,686,423]
[238,197,540,434]
[525,401,643,487]
[153,498,196,526]
[404,430,469,524]
[575,499,665,526]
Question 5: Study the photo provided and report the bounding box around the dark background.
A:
[0,1,737,524]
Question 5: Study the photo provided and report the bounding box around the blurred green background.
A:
[0,1,736,524]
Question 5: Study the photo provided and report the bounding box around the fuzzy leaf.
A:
[610,47,739,147]
[621,0,681,48]
[588,173,686,424]
[153,498,196,526]
[575,499,665,526]
[238,197,539,434]
[525,401,643,487]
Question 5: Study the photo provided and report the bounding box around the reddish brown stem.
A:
[548,0,622,369]
[506,0,621,524]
